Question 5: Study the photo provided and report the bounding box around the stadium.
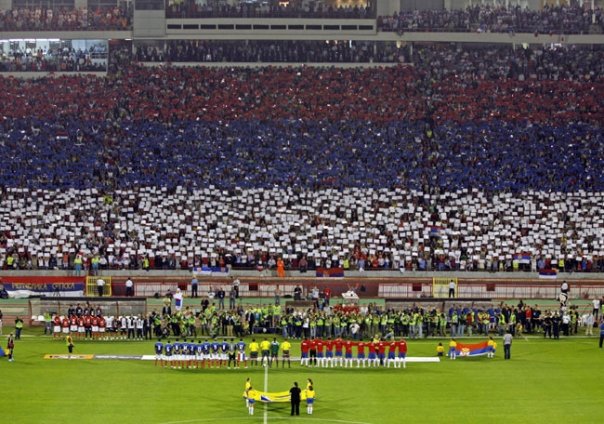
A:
[1,0,603,423]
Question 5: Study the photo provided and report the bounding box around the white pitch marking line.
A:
[264,363,269,424]
[160,418,376,424]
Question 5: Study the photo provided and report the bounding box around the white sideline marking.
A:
[404,357,440,363]
[264,363,269,424]
[159,418,375,424]
[140,355,440,363]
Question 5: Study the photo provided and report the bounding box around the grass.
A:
[2,327,602,424]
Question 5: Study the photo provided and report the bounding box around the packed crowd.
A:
[0,47,106,72]
[378,5,603,34]
[0,6,132,31]
[0,49,602,120]
[0,3,601,34]
[47,306,158,340]
[45,298,600,345]
[132,41,604,81]
[1,183,603,272]
[166,1,373,19]
[410,44,604,81]
[5,40,604,79]
[0,44,602,271]
[135,40,406,63]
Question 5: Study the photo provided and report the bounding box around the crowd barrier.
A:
[3,275,604,300]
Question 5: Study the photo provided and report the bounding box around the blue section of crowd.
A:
[0,119,601,192]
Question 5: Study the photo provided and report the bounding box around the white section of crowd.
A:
[0,186,602,269]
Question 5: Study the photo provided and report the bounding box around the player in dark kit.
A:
[164,340,173,368]
[155,340,164,367]
[227,340,237,369]
[236,338,247,369]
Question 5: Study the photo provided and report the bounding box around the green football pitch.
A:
[2,328,602,424]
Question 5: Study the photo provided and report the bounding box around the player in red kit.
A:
[91,315,99,340]
[343,339,354,368]
[61,317,70,336]
[69,315,78,334]
[377,340,387,366]
[300,338,310,367]
[397,339,408,369]
[53,315,61,338]
[367,341,378,367]
[77,316,85,339]
[84,315,92,339]
[356,340,367,368]
[324,338,335,368]
[387,340,397,368]
[334,337,344,367]
[315,338,325,367]
[98,316,106,340]
[309,338,318,367]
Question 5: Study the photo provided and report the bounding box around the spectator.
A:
[125,277,134,297]
[378,5,603,35]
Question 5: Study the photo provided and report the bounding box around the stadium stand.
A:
[378,5,603,34]
[135,40,406,63]
[165,1,374,19]
[0,1,602,276]
[0,6,132,31]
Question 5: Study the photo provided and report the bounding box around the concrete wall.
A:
[0,31,131,40]
[401,0,445,10]
[447,0,538,8]
[133,10,166,37]
[376,0,400,15]
[0,71,106,79]
[141,62,402,68]
[2,269,604,281]
[1,29,600,43]
[31,298,147,317]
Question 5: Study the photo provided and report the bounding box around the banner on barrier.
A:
[2,277,86,298]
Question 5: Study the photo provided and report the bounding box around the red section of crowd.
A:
[0,65,601,125]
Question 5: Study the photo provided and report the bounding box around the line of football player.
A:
[153,337,408,369]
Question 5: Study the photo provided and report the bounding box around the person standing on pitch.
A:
[244,378,252,408]
[125,277,134,297]
[448,338,457,360]
[7,332,15,362]
[448,280,456,298]
[96,278,105,297]
[305,385,316,415]
[281,338,292,368]
[191,276,199,298]
[503,330,513,359]
[66,333,74,355]
[14,316,23,339]
[290,382,301,416]
[245,387,255,415]
[599,319,604,349]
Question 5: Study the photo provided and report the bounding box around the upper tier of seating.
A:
[0,6,132,31]
[0,4,600,34]
[379,5,603,34]
[166,2,374,19]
